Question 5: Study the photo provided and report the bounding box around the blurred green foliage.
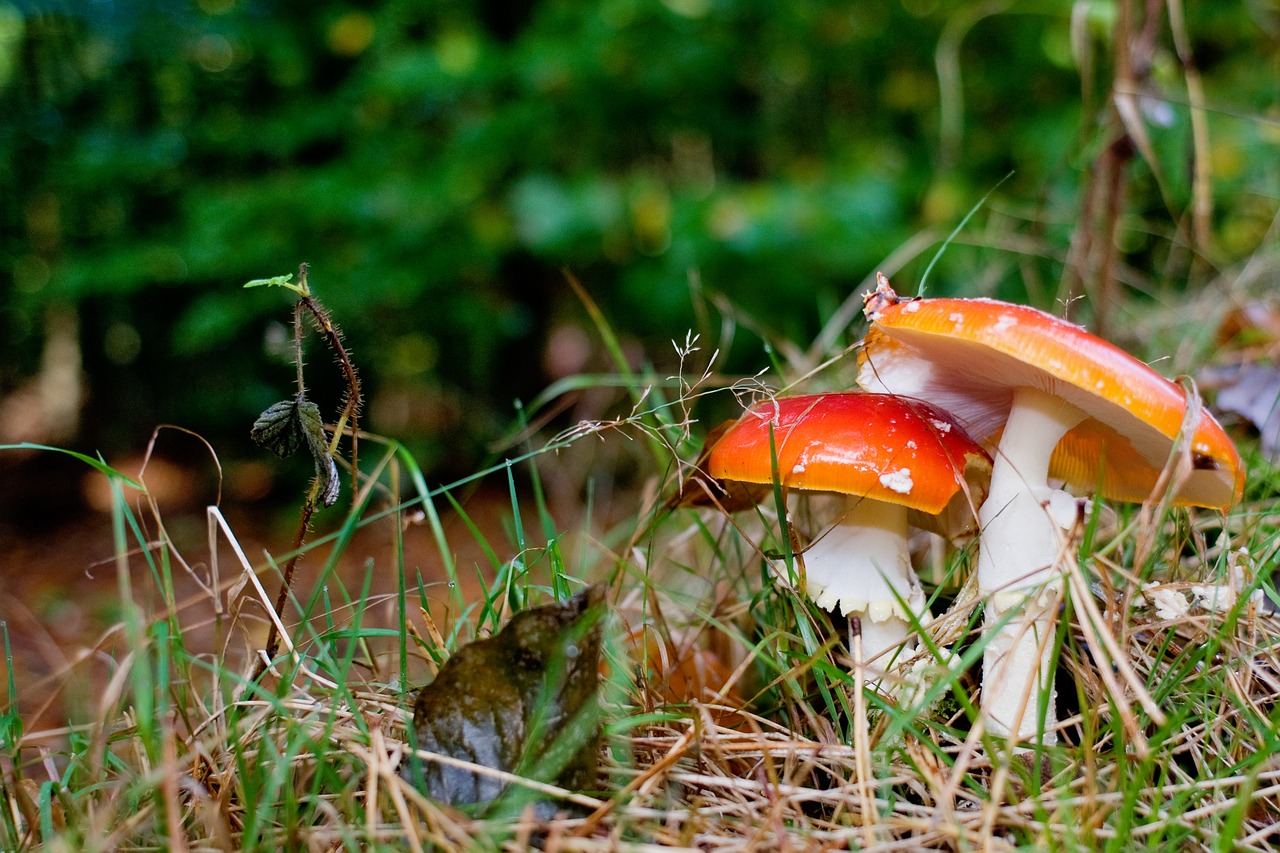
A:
[1,0,1277,474]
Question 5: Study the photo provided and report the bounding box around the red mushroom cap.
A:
[858,281,1244,509]
[707,393,991,535]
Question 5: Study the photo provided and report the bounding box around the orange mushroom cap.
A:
[858,279,1244,509]
[707,393,992,535]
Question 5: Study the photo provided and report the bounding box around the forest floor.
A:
[0,458,512,734]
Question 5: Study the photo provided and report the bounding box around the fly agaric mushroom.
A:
[858,274,1243,741]
[706,393,991,673]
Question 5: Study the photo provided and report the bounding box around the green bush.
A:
[2,0,1275,471]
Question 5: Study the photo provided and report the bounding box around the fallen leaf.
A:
[1215,301,1280,350]
[404,585,605,816]
[1211,363,1280,462]
[634,627,746,727]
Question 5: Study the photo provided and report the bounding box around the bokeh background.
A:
[1,0,1277,522]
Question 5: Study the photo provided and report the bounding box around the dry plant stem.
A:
[1064,575,1150,753]
[1062,0,1165,335]
[1092,137,1131,340]
[1165,0,1213,254]
[160,715,189,853]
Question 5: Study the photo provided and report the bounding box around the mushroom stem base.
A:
[849,615,912,679]
[799,498,926,676]
[982,590,1060,745]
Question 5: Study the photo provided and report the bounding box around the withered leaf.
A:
[250,393,340,506]
[251,395,315,458]
[1213,363,1280,463]
[404,585,605,816]
[1215,301,1280,349]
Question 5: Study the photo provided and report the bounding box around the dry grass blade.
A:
[850,623,876,849]
[1064,540,1165,735]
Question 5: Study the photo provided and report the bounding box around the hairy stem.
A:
[299,290,362,495]
[253,262,362,682]
[253,497,317,681]
[293,300,305,396]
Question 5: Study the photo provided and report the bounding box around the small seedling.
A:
[246,263,362,679]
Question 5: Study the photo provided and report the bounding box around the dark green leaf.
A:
[250,393,341,507]
[404,585,605,817]
[250,396,310,458]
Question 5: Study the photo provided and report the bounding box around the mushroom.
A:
[706,392,991,674]
[857,275,1243,741]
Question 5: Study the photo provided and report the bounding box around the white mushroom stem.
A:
[978,386,1085,744]
[799,497,929,679]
